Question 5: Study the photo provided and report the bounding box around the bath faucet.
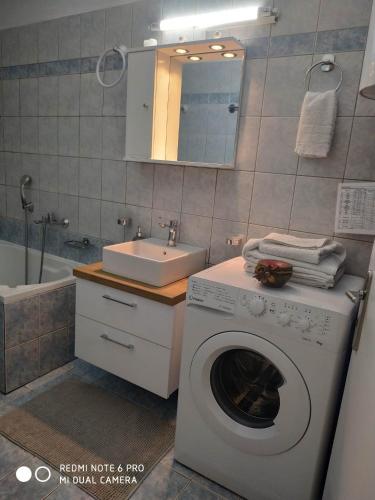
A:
[159,220,178,247]
[34,212,69,228]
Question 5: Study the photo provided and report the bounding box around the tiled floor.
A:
[0,360,241,500]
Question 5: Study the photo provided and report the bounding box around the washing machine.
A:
[175,257,363,500]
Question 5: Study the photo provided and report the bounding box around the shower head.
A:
[20,175,33,211]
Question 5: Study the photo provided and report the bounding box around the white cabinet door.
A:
[324,244,375,500]
[125,50,155,161]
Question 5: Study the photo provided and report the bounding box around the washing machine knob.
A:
[277,312,291,326]
[296,318,311,332]
[248,297,266,316]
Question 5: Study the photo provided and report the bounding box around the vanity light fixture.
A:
[188,55,202,61]
[222,52,237,58]
[209,44,225,51]
[158,6,278,31]
[175,48,189,54]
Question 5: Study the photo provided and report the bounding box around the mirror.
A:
[125,38,245,169]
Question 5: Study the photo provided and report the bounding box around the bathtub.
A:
[0,240,79,393]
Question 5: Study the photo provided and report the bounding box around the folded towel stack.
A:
[242,233,346,289]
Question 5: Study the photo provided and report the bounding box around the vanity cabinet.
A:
[73,263,187,398]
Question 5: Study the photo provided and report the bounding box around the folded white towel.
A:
[259,234,345,265]
[263,232,329,249]
[295,89,337,158]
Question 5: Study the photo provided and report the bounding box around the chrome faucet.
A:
[34,212,69,228]
[159,220,178,247]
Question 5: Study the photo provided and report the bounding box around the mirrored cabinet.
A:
[125,38,245,169]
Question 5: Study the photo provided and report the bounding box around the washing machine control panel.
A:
[188,277,343,349]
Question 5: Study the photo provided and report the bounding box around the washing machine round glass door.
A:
[190,331,311,455]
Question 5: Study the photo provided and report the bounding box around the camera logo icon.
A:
[16,466,51,483]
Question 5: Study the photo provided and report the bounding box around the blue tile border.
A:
[316,26,368,53]
[269,32,316,58]
[0,26,368,80]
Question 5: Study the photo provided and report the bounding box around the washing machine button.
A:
[277,312,291,326]
[240,293,249,306]
[295,318,312,332]
[248,297,266,316]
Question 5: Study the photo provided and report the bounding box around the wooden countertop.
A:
[73,262,188,306]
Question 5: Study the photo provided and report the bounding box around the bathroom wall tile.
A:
[0,154,5,185]
[272,0,320,36]
[132,0,163,48]
[269,33,315,58]
[316,27,368,54]
[250,172,295,228]
[100,200,127,242]
[101,160,126,203]
[38,76,58,116]
[39,155,58,192]
[182,167,217,217]
[20,79,38,116]
[79,117,102,159]
[318,0,372,31]
[39,327,70,376]
[4,152,22,186]
[298,117,352,178]
[38,117,57,155]
[355,94,375,116]
[247,223,289,239]
[78,197,101,237]
[263,55,313,116]
[345,117,375,180]
[0,186,5,216]
[3,80,20,116]
[256,117,299,174]
[105,4,132,50]
[209,219,248,265]
[18,25,38,65]
[38,20,59,62]
[58,194,78,232]
[214,171,253,222]
[103,72,127,116]
[59,15,81,60]
[80,10,105,57]
[38,191,59,217]
[309,52,364,116]
[3,117,21,152]
[235,116,260,171]
[102,117,125,160]
[4,296,40,349]
[58,117,79,157]
[2,29,20,67]
[6,186,23,219]
[80,73,103,116]
[334,237,373,277]
[22,154,40,189]
[241,59,267,117]
[290,176,340,234]
[126,162,154,207]
[39,287,71,334]
[6,340,39,392]
[79,158,102,199]
[58,75,80,116]
[58,156,79,196]
[180,213,212,251]
[244,37,269,60]
[151,209,181,241]
[153,165,183,212]
[20,117,38,153]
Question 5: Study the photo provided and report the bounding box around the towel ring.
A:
[304,60,343,92]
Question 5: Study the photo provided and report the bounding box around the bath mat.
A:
[0,379,175,499]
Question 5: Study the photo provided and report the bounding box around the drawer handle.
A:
[100,333,135,350]
[102,294,137,308]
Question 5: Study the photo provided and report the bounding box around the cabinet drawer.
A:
[76,279,175,347]
[75,315,172,398]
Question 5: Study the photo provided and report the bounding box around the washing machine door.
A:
[190,331,311,455]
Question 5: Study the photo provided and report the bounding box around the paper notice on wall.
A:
[335,182,375,235]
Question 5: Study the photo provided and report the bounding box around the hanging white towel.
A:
[295,89,337,158]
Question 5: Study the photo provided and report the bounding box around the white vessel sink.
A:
[102,238,206,287]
